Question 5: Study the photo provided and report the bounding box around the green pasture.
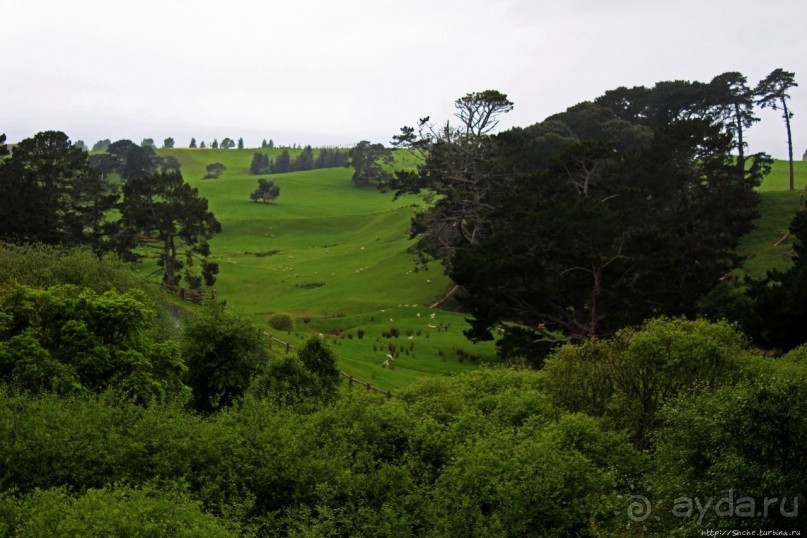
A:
[738,159,807,277]
[153,148,495,390]
[145,148,805,390]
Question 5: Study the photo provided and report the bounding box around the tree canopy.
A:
[0,131,119,253]
[120,170,221,289]
[249,178,280,203]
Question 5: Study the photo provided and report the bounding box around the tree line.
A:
[362,69,799,364]
[0,133,221,290]
[249,146,350,175]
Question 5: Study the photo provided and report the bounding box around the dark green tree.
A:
[220,137,234,149]
[91,139,111,152]
[449,116,764,352]
[163,137,175,149]
[387,90,514,282]
[203,163,226,179]
[161,155,181,172]
[268,139,274,149]
[249,152,270,175]
[189,137,197,148]
[74,140,88,151]
[237,137,244,149]
[200,140,206,148]
[756,68,798,190]
[211,139,218,149]
[182,305,268,413]
[0,131,119,252]
[746,209,807,350]
[272,149,291,173]
[708,72,758,172]
[296,337,340,396]
[120,170,221,289]
[106,139,159,181]
[249,178,280,203]
[140,138,155,148]
[0,133,8,157]
[295,145,314,171]
[348,141,393,187]
[87,154,118,181]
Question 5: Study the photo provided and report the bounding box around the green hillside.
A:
[144,150,804,389]
[738,159,807,277]
[154,148,495,390]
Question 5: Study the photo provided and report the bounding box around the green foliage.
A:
[182,305,268,413]
[0,244,155,298]
[450,100,764,348]
[120,170,221,288]
[249,178,280,203]
[267,312,293,332]
[163,137,175,149]
[189,137,197,148]
[204,162,226,179]
[0,485,238,537]
[140,138,155,148]
[542,317,753,446]
[0,131,119,252]
[348,140,393,187]
[745,210,807,350]
[429,415,627,536]
[0,283,187,403]
[248,354,331,408]
[653,375,807,532]
[296,337,340,393]
[697,280,757,329]
[756,68,798,189]
[91,138,111,152]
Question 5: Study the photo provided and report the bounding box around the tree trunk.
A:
[734,102,745,173]
[783,98,795,190]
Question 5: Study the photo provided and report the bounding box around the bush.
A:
[0,283,187,403]
[183,305,269,413]
[653,376,807,532]
[248,355,333,407]
[268,313,294,332]
[296,337,340,395]
[0,485,238,537]
[542,317,754,447]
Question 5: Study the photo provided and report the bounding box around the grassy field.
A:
[737,159,807,277]
[154,148,495,390]
[146,149,805,390]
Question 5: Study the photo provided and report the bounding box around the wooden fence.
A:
[263,333,393,398]
[162,285,217,305]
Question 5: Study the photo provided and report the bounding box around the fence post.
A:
[285,342,290,354]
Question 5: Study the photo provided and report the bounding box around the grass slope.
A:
[155,148,494,390]
[148,149,803,389]
[738,159,807,277]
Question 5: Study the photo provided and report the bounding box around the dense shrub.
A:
[0,283,187,403]
[182,305,269,413]
[542,317,755,446]
[267,313,294,332]
[0,485,238,537]
[248,354,333,408]
[296,337,340,394]
[653,377,807,532]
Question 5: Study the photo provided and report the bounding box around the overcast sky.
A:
[2,0,805,157]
